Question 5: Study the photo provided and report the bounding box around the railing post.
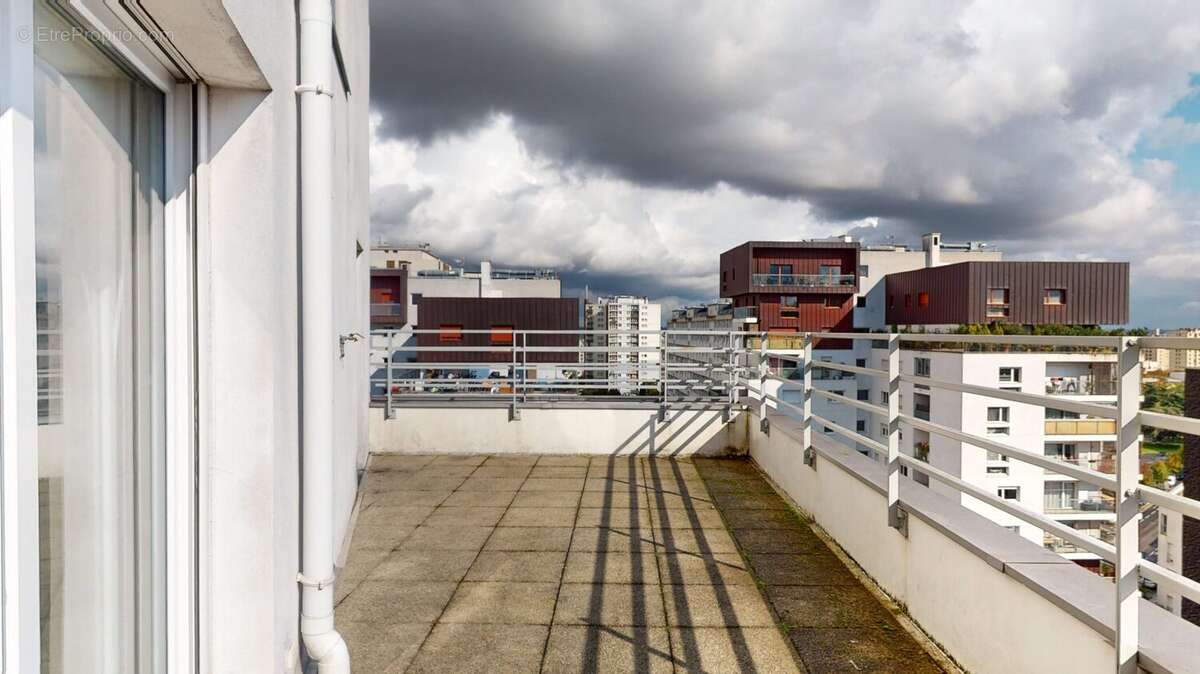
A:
[887,333,906,535]
[509,332,520,421]
[1115,336,1141,673]
[660,330,668,418]
[521,331,528,406]
[758,331,769,434]
[385,329,394,419]
[801,332,815,467]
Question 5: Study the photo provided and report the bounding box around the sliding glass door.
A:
[32,1,164,671]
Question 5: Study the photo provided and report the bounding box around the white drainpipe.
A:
[297,0,349,671]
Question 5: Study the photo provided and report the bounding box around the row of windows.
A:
[887,288,1068,314]
[438,324,514,344]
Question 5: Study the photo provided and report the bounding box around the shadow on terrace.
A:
[334,453,946,673]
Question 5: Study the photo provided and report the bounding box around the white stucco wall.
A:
[197,1,370,671]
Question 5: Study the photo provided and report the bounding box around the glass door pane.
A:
[33,2,164,672]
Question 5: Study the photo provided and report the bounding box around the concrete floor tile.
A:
[355,505,434,529]
[499,507,578,527]
[656,552,755,586]
[529,465,589,478]
[552,583,666,626]
[484,526,574,551]
[734,528,829,554]
[398,525,494,551]
[348,524,417,552]
[370,454,436,471]
[646,493,716,511]
[649,507,726,530]
[336,548,390,603]
[341,621,430,674]
[541,625,673,674]
[423,506,507,527]
[562,552,659,584]
[457,477,526,492]
[537,456,591,467]
[723,508,802,530]
[583,477,644,492]
[367,549,478,582]
[441,490,517,507]
[671,627,805,674]
[579,490,648,509]
[336,580,457,623]
[788,627,941,674]
[465,551,567,582]
[703,477,777,494]
[569,526,656,553]
[511,490,582,508]
[711,491,789,510]
[412,464,478,479]
[661,583,776,627]
[393,476,467,492]
[745,553,859,587]
[471,465,533,479]
[431,454,488,466]
[364,489,451,507]
[482,455,540,466]
[407,623,548,674]
[655,528,740,555]
[575,506,652,529]
[766,586,896,629]
[521,477,586,492]
[440,581,559,624]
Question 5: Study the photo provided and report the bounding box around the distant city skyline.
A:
[368,1,1200,329]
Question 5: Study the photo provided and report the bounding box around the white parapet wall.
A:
[747,408,1197,674]
[370,405,748,456]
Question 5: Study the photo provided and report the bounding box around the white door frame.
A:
[0,0,199,670]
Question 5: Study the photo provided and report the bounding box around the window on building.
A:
[830,390,845,403]
[914,357,931,377]
[819,264,841,277]
[385,260,396,268]
[986,287,1010,318]
[781,296,798,307]
[1045,409,1080,420]
[986,452,1009,462]
[856,420,866,432]
[856,296,867,308]
[439,324,464,342]
[914,392,931,420]
[1044,288,1066,305]
[918,292,929,308]
[490,325,514,345]
[998,367,1021,383]
[1162,514,1169,535]
[987,407,1010,423]
[997,487,1020,500]
[1003,525,1020,534]
[857,389,870,401]
[880,390,890,405]
[880,423,888,437]
[987,465,1010,475]
[859,265,869,277]
[824,297,840,308]
[986,426,1010,435]
[856,358,866,367]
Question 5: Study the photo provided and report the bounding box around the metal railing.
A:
[368,327,1200,671]
[750,273,856,287]
[370,302,405,317]
[736,330,1200,674]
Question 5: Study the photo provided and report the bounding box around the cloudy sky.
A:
[368,0,1200,328]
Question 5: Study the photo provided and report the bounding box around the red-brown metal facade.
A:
[720,241,860,339]
[370,269,408,328]
[885,261,1129,326]
[415,296,580,363]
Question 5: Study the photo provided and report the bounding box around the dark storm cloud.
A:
[370,0,1198,241]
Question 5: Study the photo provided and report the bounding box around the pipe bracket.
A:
[297,571,337,590]
[295,84,335,97]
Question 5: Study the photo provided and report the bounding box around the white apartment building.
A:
[1168,328,1200,370]
[585,296,662,391]
[1154,483,1186,615]
[371,241,453,273]
[856,349,1119,567]
[2,1,369,672]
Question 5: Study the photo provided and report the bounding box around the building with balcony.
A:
[583,296,662,391]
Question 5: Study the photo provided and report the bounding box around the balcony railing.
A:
[1045,419,1118,435]
[750,273,855,288]
[1046,376,1117,396]
[369,328,1200,670]
[370,302,405,317]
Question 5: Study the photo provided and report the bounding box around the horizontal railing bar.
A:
[810,412,888,454]
[899,413,1118,491]
[1139,410,1200,438]
[373,328,742,336]
[898,373,1119,419]
[899,333,1123,348]
[810,388,888,417]
[1138,559,1200,607]
[1138,336,1200,349]
[895,453,1117,562]
[804,359,888,379]
[1138,485,1200,522]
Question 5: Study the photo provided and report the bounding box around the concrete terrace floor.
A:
[335,454,946,673]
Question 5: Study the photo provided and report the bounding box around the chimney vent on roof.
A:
[922,232,941,268]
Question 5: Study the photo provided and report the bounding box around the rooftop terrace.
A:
[337,453,948,673]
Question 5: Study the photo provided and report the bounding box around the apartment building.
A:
[584,296,663,391]
[1169,328,1200,370]
[1155,483,1187,615]
[2,0,370,671]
